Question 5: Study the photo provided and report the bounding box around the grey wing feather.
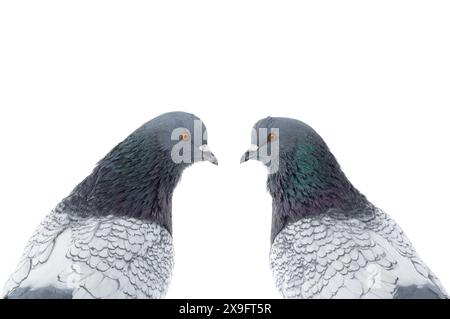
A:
[63,215,174,299]
[6,286,73,299]
[396,285,442,299]
[366,209,447,298]
[2,211,70,297]
[3,211,174,299]
[270,208,448,299]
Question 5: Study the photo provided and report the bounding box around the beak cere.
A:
[199,145,218,165]
[240,144,259,163]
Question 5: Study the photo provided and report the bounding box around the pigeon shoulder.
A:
[270,208,447,299]
[3,210,174,299]
[2,209,70,297]
[365,209,448,298]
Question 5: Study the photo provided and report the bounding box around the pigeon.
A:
[3,111,217,299]
[241,116,447,299]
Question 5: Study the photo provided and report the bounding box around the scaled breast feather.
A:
[3,211,174,299]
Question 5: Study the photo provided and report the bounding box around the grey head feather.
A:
[242,117,367,242]
[59,112,216,234]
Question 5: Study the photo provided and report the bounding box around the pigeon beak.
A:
[240,144,259,163]
[199,145,218,165]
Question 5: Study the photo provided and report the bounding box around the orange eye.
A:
[268,132,277,142]
[179,133,190,141]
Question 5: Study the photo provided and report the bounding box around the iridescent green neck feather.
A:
[268,134,367,242]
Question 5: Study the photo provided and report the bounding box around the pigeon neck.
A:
[268,146,366,243]
[61,142,183,234]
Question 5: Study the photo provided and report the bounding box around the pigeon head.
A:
[62,111,217,233]
[241,116,366,241]
[240,117,318,172]
[143,111,218,166]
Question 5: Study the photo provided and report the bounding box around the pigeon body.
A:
[241,117,447,299]
[3,111,217,299]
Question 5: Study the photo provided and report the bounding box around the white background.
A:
[0,1,449,299]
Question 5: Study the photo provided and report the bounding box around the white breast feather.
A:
[3,211,174,299]
[270,209,447,299]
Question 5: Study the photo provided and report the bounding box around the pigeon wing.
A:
[3,211,174,299]
[270,208,447,299]
[2,211,70,298]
